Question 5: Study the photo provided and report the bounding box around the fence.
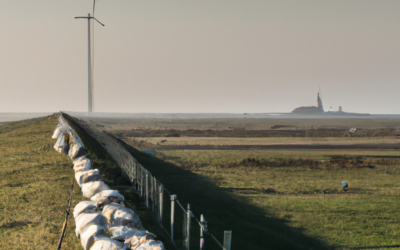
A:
[63,113,232,250]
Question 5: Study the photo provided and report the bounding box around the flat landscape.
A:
[81,116,400,249]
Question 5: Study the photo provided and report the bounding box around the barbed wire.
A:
[56,177,75,250]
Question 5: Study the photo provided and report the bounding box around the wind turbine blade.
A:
[94,18,105,26]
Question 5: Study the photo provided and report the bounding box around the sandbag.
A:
[102,203,144,230]
[124,234,166,250]
[82,181,110,198]
[69,144,86,160]
[53,134,64,153]
[109,226,155,241]
[52,127,62,139]
[73,201,97,219]
[73,156,91,172]
[91,235,123,250]
[80,224,104,250]
[62,140,70,155]
[75,211,105,239]
[91,190,125,207]
[75,169,100,187]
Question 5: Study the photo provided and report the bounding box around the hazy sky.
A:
[1,0,400,114]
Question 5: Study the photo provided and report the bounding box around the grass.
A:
[0,115,83,249]
[150,149,400,249]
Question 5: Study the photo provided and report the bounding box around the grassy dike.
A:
[0,114,171,249]
[0,115,82,249]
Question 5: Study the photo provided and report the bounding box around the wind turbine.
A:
[75,13,105,113]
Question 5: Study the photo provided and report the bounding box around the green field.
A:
[152,148,400,249]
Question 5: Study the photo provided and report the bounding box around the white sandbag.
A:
[73,156,91,172]
[75,211,105,239]
[75,169,100,187]
[70,133,84,148]
[73,201,97,219]
[82,181,110,198]
[69,144,85,159]
[52,127,62,139]
[53,134,64,153]
[91,235,123,250]
[109,226,155,241]
[124,234,166,250]
[80,224,104,250]
[91,190,125,206]
[102,203,144,230]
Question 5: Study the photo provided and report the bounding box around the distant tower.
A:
[317,93,324,111]
[339,106,342,112]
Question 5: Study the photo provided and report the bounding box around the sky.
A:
[1,0,400,114]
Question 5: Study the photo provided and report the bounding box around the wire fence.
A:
[65,113,232,250]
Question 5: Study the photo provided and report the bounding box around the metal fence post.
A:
[200,214,205,250]
[151,175,155,211]
[170,195,176,242]
[159,184,164,223]
[186,204,191,250]
[223,231,232,250]
[145,171,149,207]
[140,166,143,197]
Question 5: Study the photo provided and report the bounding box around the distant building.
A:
[290,93,369,116]
[291,93,324,114]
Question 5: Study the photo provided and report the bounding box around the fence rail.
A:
[64,113,232,250]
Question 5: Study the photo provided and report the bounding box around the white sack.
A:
[91,235,123,250]
[102,203,144,230]
[73,201,97,219]
[75,169,100,187]
[82,181,110,198]
[73,156,91,172]
[80,224,104,250]
[125,234,166,250]
[109,226,155,241]
[53,134,64,153]
[68,144,84,159]
[91,190,125,207]
[75,211,105,239]
[52,127,62,139]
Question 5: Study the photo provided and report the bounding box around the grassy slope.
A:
[0,115,82,249]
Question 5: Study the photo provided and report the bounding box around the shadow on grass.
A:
[115,138,331,250]
[336,245,400,249]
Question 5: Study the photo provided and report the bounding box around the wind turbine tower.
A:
[75,13,104,113]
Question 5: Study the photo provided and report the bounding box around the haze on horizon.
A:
[1,0,399,114]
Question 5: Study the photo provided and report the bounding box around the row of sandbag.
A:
[52,120,165,250]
